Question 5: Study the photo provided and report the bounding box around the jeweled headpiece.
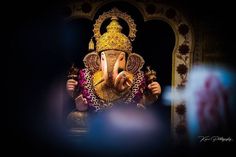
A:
[84,8,144,75]
[92,8,137,54]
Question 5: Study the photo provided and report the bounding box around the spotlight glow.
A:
[163,65,235,141]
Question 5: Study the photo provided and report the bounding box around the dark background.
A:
[7,0,235,156]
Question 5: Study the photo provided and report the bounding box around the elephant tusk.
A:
[121,73,131,87]
[125,80,131,87]
[114,71,133,89]
[125,76,133,87]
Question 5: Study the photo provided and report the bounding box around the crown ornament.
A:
[92,8,137,54]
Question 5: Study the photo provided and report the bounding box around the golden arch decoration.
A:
[93,8,137,41]
[66,0,194,141]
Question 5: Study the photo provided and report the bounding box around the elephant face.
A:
[83,50,144,89]
[100,50,126,86]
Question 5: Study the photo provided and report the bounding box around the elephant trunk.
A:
[100,51,126,88]
[104,57,118,86]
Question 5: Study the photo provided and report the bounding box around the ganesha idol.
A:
[66,8,161,132]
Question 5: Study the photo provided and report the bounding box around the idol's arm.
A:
[141,81,161,106]
[66,79,88,111]
[66,79,78,97]
[75,94,88,111]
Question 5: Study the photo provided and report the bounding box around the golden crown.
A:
[96,16,132,53]
[91,8,137,55]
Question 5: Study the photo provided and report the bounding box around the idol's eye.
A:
[102,57,104,61]
[120,57,124,61]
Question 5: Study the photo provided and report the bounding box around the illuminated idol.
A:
[66,8,161,128]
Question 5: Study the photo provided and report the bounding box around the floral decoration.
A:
[178,44,189,55]
[177,64,188,75]
[176,104,186,115]
[178,24,189,36]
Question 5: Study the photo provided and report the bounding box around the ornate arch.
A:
[66,0,194,141]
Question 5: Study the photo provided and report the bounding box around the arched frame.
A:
[66,0,194,141]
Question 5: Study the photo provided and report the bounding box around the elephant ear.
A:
[126,53,145,74]
[83,52,101,74]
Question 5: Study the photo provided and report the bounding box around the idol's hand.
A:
[75,94,88,111]
[114,71,133,92]
[66,79,78,97]
[148,82,161,96]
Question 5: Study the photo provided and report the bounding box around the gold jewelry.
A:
[92,70,133,101]
[88,38,94,51]
[93,8,137,54]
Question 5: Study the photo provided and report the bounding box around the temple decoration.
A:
[66,8,161,134]
[66,0,195,142]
